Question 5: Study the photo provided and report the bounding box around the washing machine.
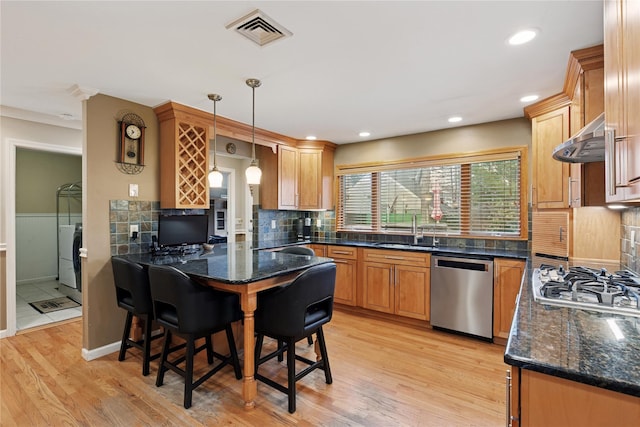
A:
[59,223,82,291]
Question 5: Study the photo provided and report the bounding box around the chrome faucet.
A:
[432,225,439,247]
[412,214,419,245]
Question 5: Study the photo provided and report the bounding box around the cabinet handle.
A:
[506,370,512,427]
[332,250,352,255]
[607,130,618,195]
[531,186,536,207]
[333,259,348,264]
[384,255,405,260]
[559,226,564,242]
[567,177,572,207]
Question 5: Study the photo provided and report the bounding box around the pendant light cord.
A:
[251,84,256,162]
[213,98,218,166]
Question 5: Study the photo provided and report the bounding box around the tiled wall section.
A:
[334,231,529,252]
[253,208,336,244]
[621,206,640,273]
[109,200,205,255]
[254,205,531,253]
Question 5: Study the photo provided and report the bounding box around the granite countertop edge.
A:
[504,260,640,398]
[306,238,529,260]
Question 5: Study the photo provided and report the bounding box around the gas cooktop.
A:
[532,265,640,317]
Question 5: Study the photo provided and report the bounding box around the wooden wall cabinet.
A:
[527,45,605,209]
[509,368,640,426]
[493,258,525,340]
[361,249,430,321]
[531,106,571,209]
[604,0,640,202]
[259,143,334,211]
[327,245,358,306]
[155,102,211,209]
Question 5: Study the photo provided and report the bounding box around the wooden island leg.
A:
[240,292,258,409]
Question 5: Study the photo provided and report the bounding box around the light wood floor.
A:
[1,308,508,426]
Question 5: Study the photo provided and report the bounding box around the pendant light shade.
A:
[208,167,224,187]
[207,93,224,188]
[245,78,262,185]
[245,161,262,185]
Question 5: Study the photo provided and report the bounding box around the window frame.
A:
[335,146,528,240]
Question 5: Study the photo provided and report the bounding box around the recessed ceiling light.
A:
[448,116,462,123]
[359,131,370,137]
[508,29,537,45]
[520,95,539,103]
[305,135,317,140]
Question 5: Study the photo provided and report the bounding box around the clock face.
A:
[125,124,142,140]
[226,142,237,154]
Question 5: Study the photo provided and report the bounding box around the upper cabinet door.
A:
[604,0,640,202]
[278,145,299,209]
[532,107,570,209]
[297,149,322,210]
[624,0,640,193]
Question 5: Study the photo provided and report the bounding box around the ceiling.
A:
[1,1,604,144]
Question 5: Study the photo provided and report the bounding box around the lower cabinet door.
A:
[334,258,357,306]
[395,265,429,321]
[362,261,394,314]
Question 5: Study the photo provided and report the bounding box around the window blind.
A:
[337,148,524,238]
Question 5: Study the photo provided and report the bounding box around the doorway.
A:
[4,139,82,336]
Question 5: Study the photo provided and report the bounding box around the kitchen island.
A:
[504,260,640,425]
[115,242,333,410]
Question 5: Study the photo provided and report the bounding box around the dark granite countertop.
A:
[310,238,529,260]
[114,242,332,284]
[505,259,640,398]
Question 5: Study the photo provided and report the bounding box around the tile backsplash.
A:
[109,200,205,255]
[621,206,640,273]
[253,208,336,245]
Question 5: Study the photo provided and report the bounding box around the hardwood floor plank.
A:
[1,308,507,426]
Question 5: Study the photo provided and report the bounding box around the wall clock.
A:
[226,142,237,154]
[117,112,146,174]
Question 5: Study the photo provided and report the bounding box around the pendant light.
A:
[207,93,224,188]
[245,78,262,185]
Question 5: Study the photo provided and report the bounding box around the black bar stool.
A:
[254,262,336,413]
[147,264,242,409]
[111,257,162,376]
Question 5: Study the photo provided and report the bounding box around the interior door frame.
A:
[2,138,82,337]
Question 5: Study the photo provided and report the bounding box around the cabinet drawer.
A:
[362,248,430,267]
[327,245,358,260]
[309,244,327,257]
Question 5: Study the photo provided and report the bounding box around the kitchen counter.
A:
[116,242,332,284]
[504,260,640,398]
[309,238,529,260]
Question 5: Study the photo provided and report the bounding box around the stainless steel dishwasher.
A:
[430,255,494,340]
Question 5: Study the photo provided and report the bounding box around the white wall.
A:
[16,213,81,284]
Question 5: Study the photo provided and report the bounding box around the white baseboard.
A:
[17,275,58,285]
[0,329,7,339]
[82,341,120,361]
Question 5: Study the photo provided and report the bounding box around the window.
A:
[337,148,526,239]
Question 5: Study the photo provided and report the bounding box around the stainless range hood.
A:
[552,112,605,163]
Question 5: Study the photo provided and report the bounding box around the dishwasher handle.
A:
[432,256,493,272]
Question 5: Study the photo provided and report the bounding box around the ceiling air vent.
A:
[226,9,292,47]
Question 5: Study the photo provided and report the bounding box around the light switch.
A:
[129,183,139,197]
[316,219,322,227]
[271,219,276,229]
[130,224,139,238]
